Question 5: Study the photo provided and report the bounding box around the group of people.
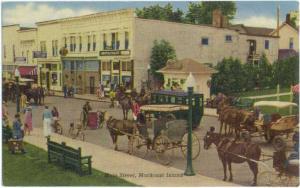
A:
[63,84,74,98]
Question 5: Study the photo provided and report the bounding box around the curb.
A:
[49,94,111,103]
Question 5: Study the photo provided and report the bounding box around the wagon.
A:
[252,101,299,150]
[132,104,201,165]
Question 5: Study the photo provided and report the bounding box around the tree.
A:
[257,54,273,88]
[211,57,245,95]
[150,40,176,83]
[185,1,236,25]
[290,16,298,28]
[136,3,184,22]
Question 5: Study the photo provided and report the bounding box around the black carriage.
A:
[150,90,204,128]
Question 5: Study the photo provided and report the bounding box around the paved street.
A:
[6,96,283,186]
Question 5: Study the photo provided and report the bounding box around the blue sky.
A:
[2,1,299,28]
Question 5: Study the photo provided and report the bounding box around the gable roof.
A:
[157,58,217,74]
[270,22,299,36]
[228,24,276,37]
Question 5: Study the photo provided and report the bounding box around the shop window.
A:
[113,62,120,70]
[85,61,99,71]
[102,75,111,87]
[70,61,75,71]
[102,61,111,71]
[51,72,58,86]
[76,61,84,71]
[125,32,129,50]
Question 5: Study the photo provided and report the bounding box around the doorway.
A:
[89,76,95,94]
[248,40,256,55]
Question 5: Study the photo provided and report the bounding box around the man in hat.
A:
[82,101,92,129]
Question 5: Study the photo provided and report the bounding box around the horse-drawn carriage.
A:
[131,104,201,165]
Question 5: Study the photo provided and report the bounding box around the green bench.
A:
[3,126,12,143]
[47,137,92,176]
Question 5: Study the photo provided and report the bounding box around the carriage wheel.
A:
[132,135,149,159]
[272,136,286,151]
[154,135,172,165]
[180,132,201,160]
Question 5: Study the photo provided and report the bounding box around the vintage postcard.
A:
[2,1,299,186]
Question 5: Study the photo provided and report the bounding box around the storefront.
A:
[62,58,100,94]
[39,60,62,91]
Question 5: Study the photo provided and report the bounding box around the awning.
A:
[18,66,37,76]
[253,101,298,108]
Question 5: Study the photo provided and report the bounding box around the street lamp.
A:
[147,64,151,88]
[184,72,196,176]
[14,68,21,114]
[38,64,43,87]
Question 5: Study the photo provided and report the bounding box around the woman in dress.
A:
[51,106,59,132]
[23,102,33,135]
[43,106,53,137]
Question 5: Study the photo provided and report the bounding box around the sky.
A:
[1,1,299,28]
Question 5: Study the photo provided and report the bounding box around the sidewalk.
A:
[24,128,237,186]
[52,91,110,103]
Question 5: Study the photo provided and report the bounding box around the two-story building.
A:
[2,8,280,94]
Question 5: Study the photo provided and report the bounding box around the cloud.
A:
[3,2,97,26]
[233,15,278,28]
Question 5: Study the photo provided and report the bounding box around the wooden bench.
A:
[47,138,92,176]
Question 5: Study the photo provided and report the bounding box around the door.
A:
[248,40,256,55]
[89,76,95,94]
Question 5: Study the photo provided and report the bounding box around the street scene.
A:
[2,1,299,187]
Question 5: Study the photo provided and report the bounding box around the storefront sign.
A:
[99,50,130,56]
[14,57,26,63]
[33,51,47,58]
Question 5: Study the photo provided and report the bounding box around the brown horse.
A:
[203,127,261,185]
[105,115,138,154]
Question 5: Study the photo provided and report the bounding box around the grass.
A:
[233,87,291,97]
[3,142,136,186]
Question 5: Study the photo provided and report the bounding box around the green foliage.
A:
[290,16,297,28]
[3,143,136,186]
[185,1,236,24]
[136,3,184,22]
[211,57,245,95]
[273,56,299,87]
[150,40,176,82]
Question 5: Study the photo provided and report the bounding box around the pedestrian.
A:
[132,99,141,121]
[12,114,24,139]
[52,106,59,132]
[42,106,53,137]
[109,89,116,108]
[96,86,100,99]
[82,101,92,129]
[20,92,27,110]
[63,84,67,98]
[23,102,33,136]
[2,101,9,119]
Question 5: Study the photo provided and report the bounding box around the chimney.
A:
[286,13,291,25]
[221,15,228,28]
[212,9,222,28]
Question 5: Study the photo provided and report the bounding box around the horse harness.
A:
[106,117,138,137]
[217,138,254,159]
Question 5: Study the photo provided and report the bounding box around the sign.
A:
[99,50,130,56]
[33,51,47,58]
[14,57,26,63]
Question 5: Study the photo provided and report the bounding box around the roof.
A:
[253,101,298,108]
[228,24,276,37]
[278,49,298,60]
[36,8,135,25]
[157,58,217,74]
[270,22,299,36]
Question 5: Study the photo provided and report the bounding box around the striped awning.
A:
[18,66,37,76]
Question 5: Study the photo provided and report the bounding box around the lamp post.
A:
[147,64,151,88]
[38,64,42,87]
[14,68,20,114]
[184,72,196,176]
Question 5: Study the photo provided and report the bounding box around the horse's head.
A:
[203,126,218,150]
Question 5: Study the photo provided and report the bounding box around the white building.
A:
[2,8,280,93]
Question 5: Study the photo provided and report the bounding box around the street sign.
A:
[33,51,47,58]
[99,50,130,56]
[14,57,26,63]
